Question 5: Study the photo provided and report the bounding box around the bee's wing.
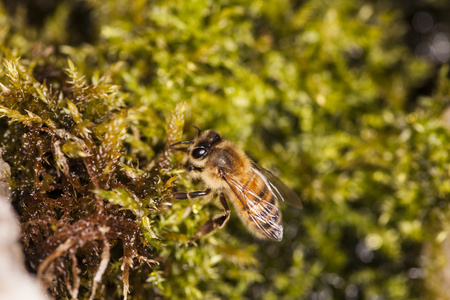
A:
[250,162,302,209]
[221,171,283,241]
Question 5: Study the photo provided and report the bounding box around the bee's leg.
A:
[189,192,230,242]
[164,188,211,200]
[182,164,203,174]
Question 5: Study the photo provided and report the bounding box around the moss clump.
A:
[0,55,159,298]
[0,52,259,299]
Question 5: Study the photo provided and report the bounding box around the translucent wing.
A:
[220,170,284,241]
[250,162,302,209]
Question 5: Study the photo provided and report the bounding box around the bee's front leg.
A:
[189,192,230,242]
[161,166,208,201]
[163,188,211,200]
[181,164,203,174]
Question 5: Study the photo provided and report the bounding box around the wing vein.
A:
[220,170,282,240]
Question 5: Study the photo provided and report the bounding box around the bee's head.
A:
[170,128,222,161]
[189,130,222,160]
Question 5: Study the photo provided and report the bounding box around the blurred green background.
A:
[1,0,450,299]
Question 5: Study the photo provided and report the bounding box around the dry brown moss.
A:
[0,57,185,299]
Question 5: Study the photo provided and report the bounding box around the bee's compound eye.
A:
[192,147,207,159]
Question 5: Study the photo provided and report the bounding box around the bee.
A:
[165,128,301,242]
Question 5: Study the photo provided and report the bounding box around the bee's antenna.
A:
[170,140,193,147]
[192,125,202,137]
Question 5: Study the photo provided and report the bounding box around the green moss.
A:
[0,0,450,299]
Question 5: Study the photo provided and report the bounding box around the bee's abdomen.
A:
[238,171,283,241]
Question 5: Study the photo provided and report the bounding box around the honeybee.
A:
[166,128,301,242]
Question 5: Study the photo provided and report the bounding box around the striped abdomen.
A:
[226,168,283,241]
